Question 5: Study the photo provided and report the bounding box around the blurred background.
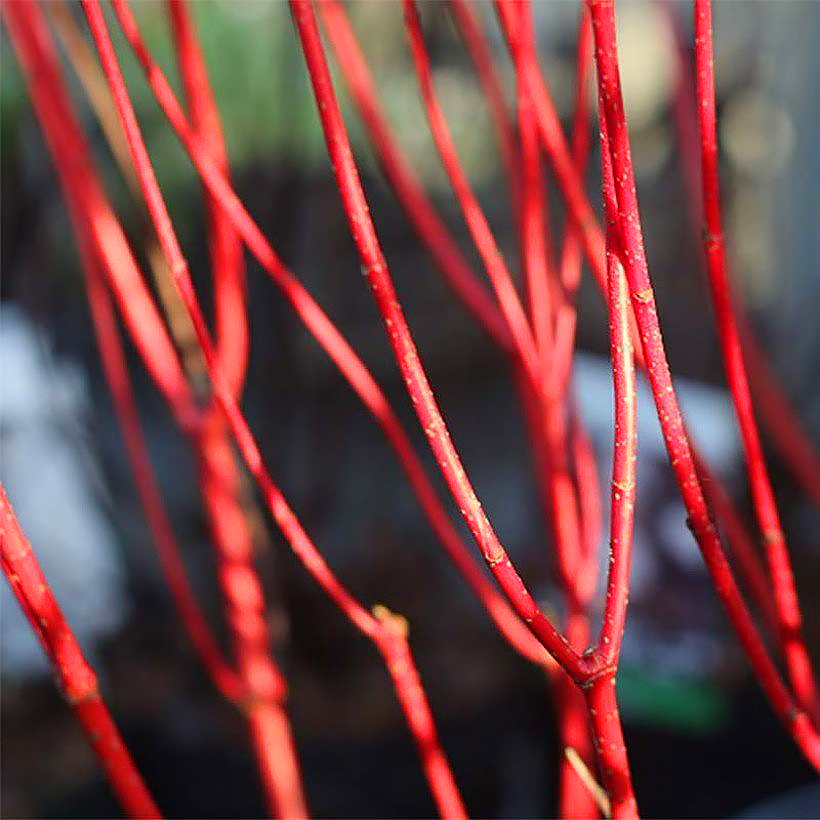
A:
[1,1,819,817]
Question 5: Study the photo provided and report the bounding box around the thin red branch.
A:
[85,258,243,703]
[584,675,636,818]
[289,0,583,678]
[17,1,306,812]
[693,0,818,721]
[108,0,549,670]
[318,0,512,353]
[666,6,820,505]
[594,107,637,671]
[0,486,161,820]
[4,0,240,705]
[587,0,820,769]
[402,0,542,388]
[166,0,248,402]
[513,0,554,369]
[446,0,521,224]
[552,8,594,398]
[81,5,466,812]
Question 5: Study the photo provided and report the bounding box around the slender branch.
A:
[0,485,161,820]
[512,0,554,368]
[44,0,208,394]
[84,255,243,704]
[595,109,637,669]
[552,8,594,398]
[666,6,820,505]
[289,0,583,678]
[80,5,466,812]
[587,0,820,768]
[693,0,818,721]
[166,0,248,401]
[107,0,550,670]
[41,0,242,705]
[584,675,636,818]
[446,0,521,224]
[19,3,307,813]
[318,0,512,352]
[402,0,542,388]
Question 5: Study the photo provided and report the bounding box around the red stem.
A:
[587,0,820,768]
[402,0,542,389]
[509,1,588,612]
[81,4,466,812]
[666,6,820,506]
[446,0,521,225]
[321,0,600,627]
[3,0,240,705]
[739,322,820,506]
[552,8,594,398]
[85,260,243,703]
[27,1,308,811]
[108,0,549,670]
[318,0,512,353]
[693,0,818,721]
[0,486,161,820]
[513,0,554,368]
[595,106,637,670]
[664,2,807,655]
[494,3,778,636]
[494,0,606,301]
[193,424,308,819]
[693,455,781,641]
[555,612,598,820]
[584,675,637,819]
[166,0,248,402]
[289,0,583,678]
[376,612,469,819]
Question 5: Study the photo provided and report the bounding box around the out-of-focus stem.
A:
[693,0,818,721]
[108,0,551,670]
[0,486,161,820]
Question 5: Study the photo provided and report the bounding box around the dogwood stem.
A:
[0,486,161,819]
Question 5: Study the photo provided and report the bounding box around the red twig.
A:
[446,0,521,224]
[108,0,548,670]
[574,97,640,818]
[587,0,820,769]
[318,0,511,353]
[739,323,820,506]
[290,0,583,678]
[664,1,808,659]
[402,0,542,388]
[552,8,594,399]
[693,454,780,640]
[81,5,466,813]
[15,1,306,812]
[584,675,634,819]
[167,4,312,804]
[0,486,161,820]
[193,422,308,820]
[494,0,606,301]
[3,0,240,705]
[693,0,818,721]
[666,6,820,506]
[85,260,243,704]
[512,0,554,370]
[594,126,637,674]
[166,0,248,402]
